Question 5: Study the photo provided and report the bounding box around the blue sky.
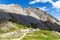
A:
[0,0,60,20]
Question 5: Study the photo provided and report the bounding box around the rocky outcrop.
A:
[0,4,60,31]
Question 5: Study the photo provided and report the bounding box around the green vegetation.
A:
[13,22,30,29]
[0,20,60,40]
[0,30,60,40]
[0,20,31,34]
[0,30,5,34]
[22,30,60,40]
[9,19,31,29]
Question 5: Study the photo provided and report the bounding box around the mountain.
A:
[0,4,60,32]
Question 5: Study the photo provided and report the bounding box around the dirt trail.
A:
[0,29,40,40]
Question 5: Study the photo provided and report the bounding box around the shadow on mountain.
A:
[0,9,60,32]
[8,12,60,32]
[9,13,48,29]
[41,20,60,32]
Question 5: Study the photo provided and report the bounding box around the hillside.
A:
[0,4,60,40]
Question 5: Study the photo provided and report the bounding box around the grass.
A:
[0,20,31,34]
[0,20,60,40]
[0,30,60,40]
[9,19,31,29]
[14,22,29,29]
[0,30,5,34]
[22,30,60,40]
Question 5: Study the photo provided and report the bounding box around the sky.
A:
[0,0,60,20]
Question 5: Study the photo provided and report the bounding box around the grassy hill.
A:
[0,20,31,34]
[0,30,60,40]
[0,21,60,40]
[22,30,60,40]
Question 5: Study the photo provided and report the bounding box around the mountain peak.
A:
[0,4,25,14]
[0,4,60,31]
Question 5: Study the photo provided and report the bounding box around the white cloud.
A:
[29,0,52,4]
[51,0,60,9]
[29,1,36,4]
[39,0,52,3]
[29,0,40,4]
[35,0,41,2]
[29,0,60,9]
[38,7,48,11]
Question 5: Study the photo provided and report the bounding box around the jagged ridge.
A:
[0,4,60,31]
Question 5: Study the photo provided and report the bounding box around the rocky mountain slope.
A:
[0,4,60,32]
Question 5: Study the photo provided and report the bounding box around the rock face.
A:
[0,4,60,31]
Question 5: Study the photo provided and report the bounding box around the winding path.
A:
[0,29,40,40]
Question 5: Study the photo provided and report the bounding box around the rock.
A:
[0,4,60,31]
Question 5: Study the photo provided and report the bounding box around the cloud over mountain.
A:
[29,0,60,9]
[29,0,52,4]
